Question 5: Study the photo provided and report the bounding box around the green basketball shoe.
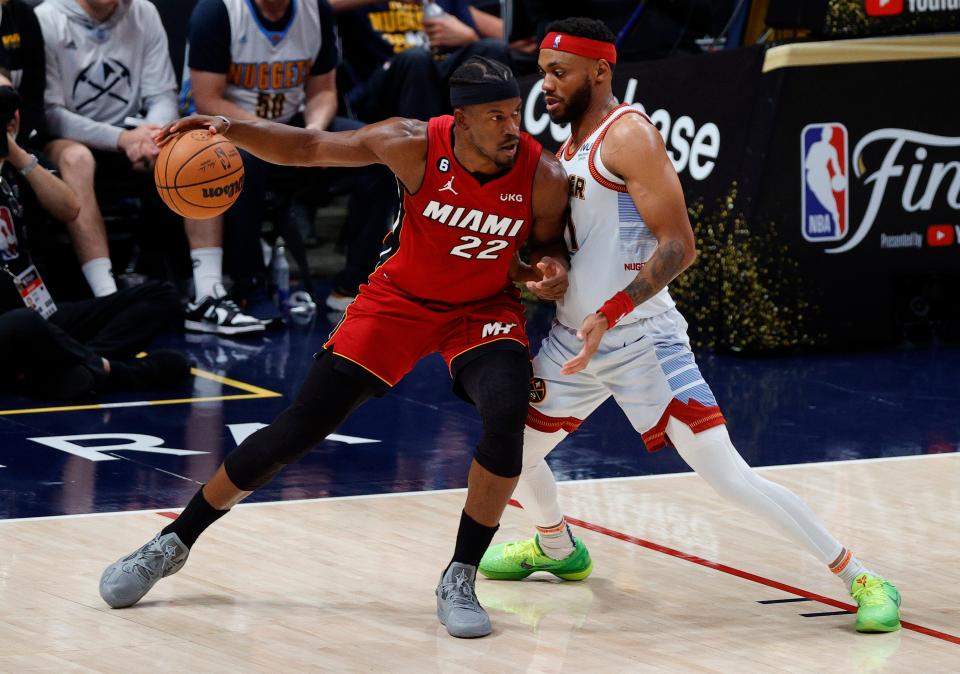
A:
[479,535,593,581]
[851,573,901,633]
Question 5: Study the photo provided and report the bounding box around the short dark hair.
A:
[448,56,515,89]
[545,17,617,44]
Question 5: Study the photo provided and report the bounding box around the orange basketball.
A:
[154,130,244,218]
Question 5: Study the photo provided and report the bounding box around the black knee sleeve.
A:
[224,350,387,490]
[455,348,530,478]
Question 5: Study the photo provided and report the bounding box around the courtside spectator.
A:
[182,0,397,312]
[0,71,189,399]
[0,0,48,150]
[36,0,263,335]
[333,0,511,121]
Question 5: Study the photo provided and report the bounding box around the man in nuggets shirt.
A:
[479,18,903,635]
[99,57,570,639]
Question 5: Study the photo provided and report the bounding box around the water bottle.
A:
[423,0,446,19]
[422,0,446,52]
[271,236,290,309]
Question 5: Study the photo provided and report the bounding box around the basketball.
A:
[831,174,845,192]
[154,130,244,218]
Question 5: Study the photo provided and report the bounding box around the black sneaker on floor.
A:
[185,293,265,335]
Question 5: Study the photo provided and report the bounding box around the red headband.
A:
[540,32,617,64]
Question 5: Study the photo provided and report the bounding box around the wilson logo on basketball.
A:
[202,176,244,200]
[155,131,245,218]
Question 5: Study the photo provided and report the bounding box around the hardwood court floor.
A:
[2,453,958,673]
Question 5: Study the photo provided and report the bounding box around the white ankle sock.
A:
[830,548,873,587]
[537,518,575,560]
[191,247,223,301]
[81,258,116,296]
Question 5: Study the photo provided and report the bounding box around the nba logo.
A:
[865,0,903,16]
[553,35,561,49]
[801,123,848,242]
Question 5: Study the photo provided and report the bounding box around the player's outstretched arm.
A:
[158,115,429,190]
[561,115,696,375]
[514,150,570,301]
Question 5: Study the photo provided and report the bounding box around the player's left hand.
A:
[525,256,568,301]
[561,312,609,375]
[424,14,478,48]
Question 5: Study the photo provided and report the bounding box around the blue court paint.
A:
[0,299,957,519]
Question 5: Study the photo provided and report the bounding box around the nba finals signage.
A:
[755,51,960,348]
[801,125,960,254]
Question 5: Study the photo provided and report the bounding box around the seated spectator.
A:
[522,0,736,61]
[333,0,511,122]
[467,0,536,55]
[36,0,264,335]
[0,0,49,150]
[0,72,189,400]
[182,0,398,312]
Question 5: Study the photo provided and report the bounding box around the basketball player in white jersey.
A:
[479,18,902,634]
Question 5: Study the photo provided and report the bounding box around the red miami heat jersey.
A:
[373,115,542,304]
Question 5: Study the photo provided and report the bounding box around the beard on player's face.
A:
[466,129,519,171]
[547,78,592,125]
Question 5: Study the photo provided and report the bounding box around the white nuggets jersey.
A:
[221,0,321,123]
[556,104,675,329]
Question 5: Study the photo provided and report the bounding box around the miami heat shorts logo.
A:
[801,123,848,243]
[529,377,546,404]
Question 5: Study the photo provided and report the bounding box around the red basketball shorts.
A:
[324,275,529,386]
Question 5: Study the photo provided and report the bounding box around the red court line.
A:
[151,500,958,645]
[560,512,960,646]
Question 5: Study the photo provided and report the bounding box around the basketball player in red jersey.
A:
[97,56,570,639]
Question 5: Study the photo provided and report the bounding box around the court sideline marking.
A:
[148,494,960,647]
[3,451,957,644]
[0,368,282,416]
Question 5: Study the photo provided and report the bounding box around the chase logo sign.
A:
[801,123,848,243]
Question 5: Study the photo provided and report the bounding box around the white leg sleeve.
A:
[668,419,844,564]
[512,427,567,527]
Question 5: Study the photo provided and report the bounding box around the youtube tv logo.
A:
[926,224,955,247]
[866,0,904,15]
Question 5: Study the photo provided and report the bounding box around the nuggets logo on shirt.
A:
[72,58,132,113]
[226,59,313,91]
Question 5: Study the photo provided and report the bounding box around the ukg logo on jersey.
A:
[801,124,848,242]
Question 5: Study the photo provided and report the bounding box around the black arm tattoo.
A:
[624,240,687,307]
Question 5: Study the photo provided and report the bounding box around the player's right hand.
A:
[560,312,609,375]
[525,256,568,301]
[156,115,226,146]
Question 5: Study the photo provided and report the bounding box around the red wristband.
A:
[597,291,634,328]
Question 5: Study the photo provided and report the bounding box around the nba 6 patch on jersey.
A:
[801,123,848,242]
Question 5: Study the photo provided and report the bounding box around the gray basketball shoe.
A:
[436,562,492,638]
[99,532,189,608]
